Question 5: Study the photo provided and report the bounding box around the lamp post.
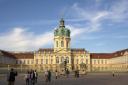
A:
[8,65,10,71]
[21,64,22,72]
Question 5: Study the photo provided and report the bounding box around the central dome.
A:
[54,18,70,37]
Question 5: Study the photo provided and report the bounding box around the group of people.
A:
[7,68,82,85]
[24,70,38,85]
[44,70,51,83]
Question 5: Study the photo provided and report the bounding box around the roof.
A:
[54,19,70,37]
[71,48,87,53]
[91,48,128,59]
[38,48,54,52]
[113,48,128,57]
[90,53,113,59]
[0,50,16,59]
[11,52,34,59]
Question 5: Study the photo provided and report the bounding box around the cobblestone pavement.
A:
[0,73,128,85]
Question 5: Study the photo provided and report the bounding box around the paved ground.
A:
[0,73,128,85]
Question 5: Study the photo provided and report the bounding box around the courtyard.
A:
[0,73,128,85]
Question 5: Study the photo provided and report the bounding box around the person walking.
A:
[74,70,77,78]
[7,68,18,85]
[55,70,58,79]
[44,70,48,82]
[48,70,51,82]
[34,70,38,84]
[77,70,79,78]
[25,71,30,85]
[112,71,115,77]
[66,69,69,78]
[31,70,36,85]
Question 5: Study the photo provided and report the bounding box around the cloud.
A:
[0,27,53,51]
[70,3,109,33]
[0,26,86,51]
[66,25,86,37]
[65,0,128,41]
[108,0,128,22]
[69,0,128,28]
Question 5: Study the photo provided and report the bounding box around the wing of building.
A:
[0,19,128,72]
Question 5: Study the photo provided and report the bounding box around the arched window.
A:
[56,57,59,64]
[66,57,69,63]
[51,59,53,64]
[61,57,64,62]
[61,41,64,47]
[56,41,58,47]
[76,59,79,64]
[81,59,84,63]
[66,41,68,47]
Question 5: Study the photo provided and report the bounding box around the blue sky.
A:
[0,0,128,53]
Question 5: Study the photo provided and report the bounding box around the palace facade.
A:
[0,19,128,72]
[33,19,90,72]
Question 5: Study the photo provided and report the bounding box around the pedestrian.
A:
[7,68,18,85]
[77,70,79,78]
[31,70,36,85]
[66,69,69,78]
[29,70,32,85]
[44,70,48,82]
[55,70,58,79]
[74,70,77,78]
[112,71,115,77]
[25,71,30,85]
[48,70,51,82]
[34,70,38,84]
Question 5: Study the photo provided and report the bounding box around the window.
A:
[61,41,64,47]
[97,60,100,64]
[46,59,48,64]
[56,41,58,47]
[94,60,96,64]
[31,60,34,64]
[18,60,21,64]
[86,59,88,64]
[16,60,18,64]
[51,59,53,64]
[81,59,84,62]
[36,59,38,64]
[101,60,104,64]
[66,57,69,63]
[66,41,68,47]
[41,59,43,64]
[105,60,107,64]
[24,60,26,64]
[56,57,59,64]
[61,57,64,62]
[76,59,79,64]
[27,60,29,64]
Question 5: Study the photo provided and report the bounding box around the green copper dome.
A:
[54,19,70,37]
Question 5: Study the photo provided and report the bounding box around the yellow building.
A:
[34,19,90,72]
[0,19,128,73]
[90,49,128,72]
[109,49,128,72]
[90,53,112,72]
